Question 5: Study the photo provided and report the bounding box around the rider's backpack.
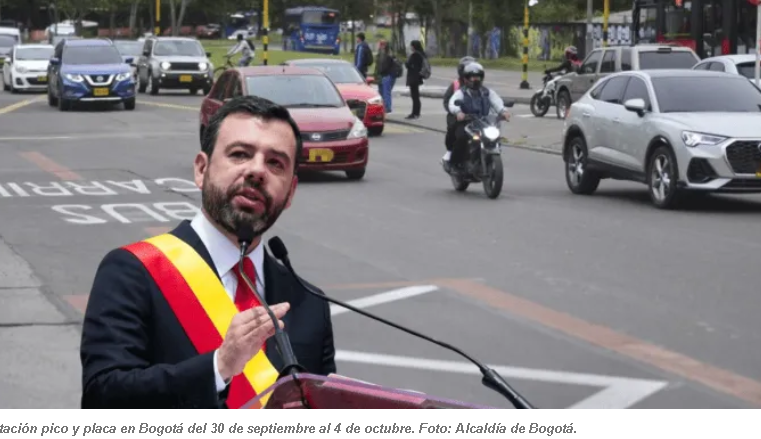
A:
[363,43,374,67]
[420,55,431,79]
[392,56,403,78]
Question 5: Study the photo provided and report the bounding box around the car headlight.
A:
[367,95,382,105]
[347,117,367,139]
[160,61,171,70]
[15,66,28,73]
[199,62,208,70]
[115,72,131,81]
[483,126,500,141]
[64,73,84,82]
[681,131,727,147]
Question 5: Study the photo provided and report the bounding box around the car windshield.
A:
[245,74,343,107]
[638,51,698,69]
[153,40,204,56]
[16,46,54,60]
[293,63,363,83]
[0,35,17,49]
[62,45,123,65]
[114,41,143,56]
[653,76,761,112]
[735,61,760,79]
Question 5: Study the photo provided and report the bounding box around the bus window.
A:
[302,11,339,25]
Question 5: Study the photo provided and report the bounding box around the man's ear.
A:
[193,152,209,190]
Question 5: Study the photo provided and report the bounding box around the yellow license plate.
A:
[307,148,335,163]
[93,87,109,96]
[179,75,192,82]
[37,75,47,82]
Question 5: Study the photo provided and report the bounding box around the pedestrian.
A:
[405,40,427,120]
[354,32,372,78]
[80,96,336,409]
[375,40,396,113]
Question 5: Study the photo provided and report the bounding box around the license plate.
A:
[93,87,109,96]
[307,148,335,163]
[37,75,47,82]
[179,75,192,82]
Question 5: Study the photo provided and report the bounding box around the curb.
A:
[385,118,562,157]
[398,89,533,105]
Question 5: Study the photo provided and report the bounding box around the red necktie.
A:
[227,257,264,408]
[232,257,261,311]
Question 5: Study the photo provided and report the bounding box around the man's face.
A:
[194,113,298,239]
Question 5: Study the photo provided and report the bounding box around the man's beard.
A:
[202,177,289,240]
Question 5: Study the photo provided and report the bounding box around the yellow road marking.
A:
[140,100,198,111]
[383,124,424,134]
[0,96,45,115]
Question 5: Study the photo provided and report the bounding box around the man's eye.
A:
[231,151,249,158]
[269,159,285,169]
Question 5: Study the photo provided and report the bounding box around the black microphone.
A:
[267,236,534,409]
[235,226,305,379]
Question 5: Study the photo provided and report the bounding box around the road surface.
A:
[0,90,759,410]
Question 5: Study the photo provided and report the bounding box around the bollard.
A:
[602,0,609,47]
[154,0,160,36]
[263,0,269,65]
[519,0,530,89]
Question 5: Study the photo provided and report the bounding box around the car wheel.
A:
[189,87,198,95]
[202,85,212,95]
[47,87,57,106]
[58,96,70,112]
[368,125,383,136]
[149,74,159,95]
[565,135,600,195]
[345,168,366,180]
[124,98,136,111]
[556,90,571,119]
[2,76,9,91]
[137,73,147,93]
[647,145,681,209]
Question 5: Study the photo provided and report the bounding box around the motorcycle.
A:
[529,71,562,118]
[442,100,513,199]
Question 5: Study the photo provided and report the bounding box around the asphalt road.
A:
[0,88,760,410]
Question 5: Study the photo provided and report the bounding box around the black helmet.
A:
[462,62,485,88]
[457,56,476,78]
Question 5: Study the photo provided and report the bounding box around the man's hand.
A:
[456,112,466,121]
[217,303,290,381]
[501,110,511,121]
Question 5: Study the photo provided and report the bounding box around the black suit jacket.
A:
[80,220,336,409]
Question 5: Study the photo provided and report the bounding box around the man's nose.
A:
[243,154,267,182]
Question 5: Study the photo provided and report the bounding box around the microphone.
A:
[267,236,534,409]
[235,225,305,379]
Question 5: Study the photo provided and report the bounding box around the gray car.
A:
[135,36,213,95]
[561,69,761,209]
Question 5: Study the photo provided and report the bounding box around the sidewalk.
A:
[382,97,564,155]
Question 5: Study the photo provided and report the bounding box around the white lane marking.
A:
[334,350,669,409]
[330,285,438,317]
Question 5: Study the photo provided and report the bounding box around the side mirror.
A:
[365,75,375,84]
[454,99,463,106]
[49,57,60,65]
[624,98,647,116]
[124,57,134,64]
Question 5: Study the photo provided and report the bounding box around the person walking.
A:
[375,40,396,113]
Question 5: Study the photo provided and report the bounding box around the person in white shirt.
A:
[227,33,255,66]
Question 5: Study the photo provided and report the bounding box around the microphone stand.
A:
[268,237,534,409]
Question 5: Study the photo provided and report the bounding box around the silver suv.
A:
[562,69,761,209]
[554,45,699,118]
[135,36,213,95]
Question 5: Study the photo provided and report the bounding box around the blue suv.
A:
[47,38,136,111]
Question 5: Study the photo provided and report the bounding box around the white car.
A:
[693,54,761,80]
[2,44,54,92]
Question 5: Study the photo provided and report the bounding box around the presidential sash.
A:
[123,233,279,409]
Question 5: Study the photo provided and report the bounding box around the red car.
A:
[282,58,385,136]
[199,66,369,180]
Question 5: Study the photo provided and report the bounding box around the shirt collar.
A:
[190,212,264,283]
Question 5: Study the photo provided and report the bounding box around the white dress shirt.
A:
[189,212,266,392]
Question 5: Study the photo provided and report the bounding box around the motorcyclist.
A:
[544,46,581,76]
[445,62,510,170]
[227,33,255,67]
[442,56,475,164]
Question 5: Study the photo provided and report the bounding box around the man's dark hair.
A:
[357,32,365,41]
[201,95,303,172]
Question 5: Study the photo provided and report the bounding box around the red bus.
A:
[632,0,758,58]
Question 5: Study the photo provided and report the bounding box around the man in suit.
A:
[80,96,336,409]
